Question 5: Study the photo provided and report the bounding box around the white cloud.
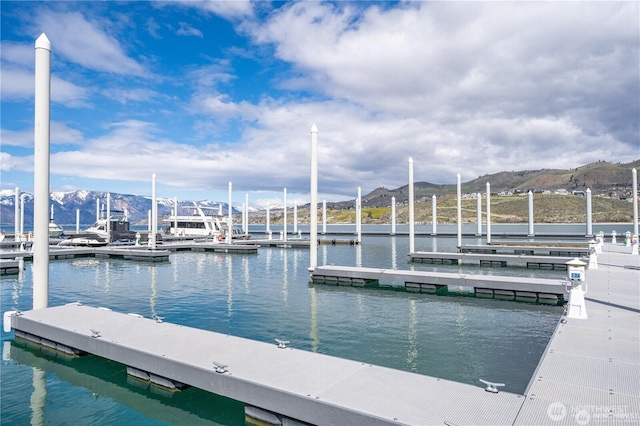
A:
[33,10,146,76]
[176,22,203,38]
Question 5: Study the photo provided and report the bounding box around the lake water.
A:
[0,227,592,425]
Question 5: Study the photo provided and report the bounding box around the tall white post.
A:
[151,173,157,250]
[486,182,492,244]
[528,190,535,236]
[147,210,151,232]
[75,209,80,233]
[283,187,287,242]
[241,203,245,233]
[228,182,233,244]
[96,199,100,222]
[456,173,462,248]
[14,188,20,241]
[106,192,111,243]
[310,124,318,270]
[432,195,437,235]
[476,193,482,236]
[50,203,54,222]
[294,203,298,234]
[357,187,362,244]
[174,197,178,232]
[20,194,25,238]
[633,168,638,238]
[266,204,270,234]
[391,196,396,236]
[245,193,249,236]
[409,157,415,254]
[322,199,327,235]
[33,33,51,310]
[586,188,593,237]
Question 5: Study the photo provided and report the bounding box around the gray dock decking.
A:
[5,243,638,425]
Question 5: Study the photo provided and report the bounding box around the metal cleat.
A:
[90,329,101,338]
[479,379,505,393]
[213,361,228,374]
[275,339,290,349]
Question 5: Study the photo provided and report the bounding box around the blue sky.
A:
[1,1,638,209]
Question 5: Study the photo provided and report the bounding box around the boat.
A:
[162,203,225,239]
[85,209,135,241]
[49,204,64,238]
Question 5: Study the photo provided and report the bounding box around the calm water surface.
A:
[1,234,564,425]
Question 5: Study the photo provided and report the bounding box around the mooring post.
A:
[409,157,415,254]
[266,203,270,235]
[357,187,362,244]
[309,124,318,271]
[476,192,482,237]
[322,199,326,235]
[228,182,233,244]
[174,197,178,233]
[14,188,20,241]
[283,188,287,242]
[633,168,638,238]
[76,208,80,233]
[432,194,437,235]
[151,173,157,250]
[486,182,492,244]
[528,190,535,236]
[391,196,396,236]
[245,193,249,237]
[586,188,593,237]
[106,192,111,244]
[456,173,462,248]
[33,33,51,310]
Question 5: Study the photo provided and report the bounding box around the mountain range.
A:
[1,160,638,227]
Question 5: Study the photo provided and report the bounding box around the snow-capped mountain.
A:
[0,190,238,227]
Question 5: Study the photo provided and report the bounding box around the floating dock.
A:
[5,243,638,425]
[461,244,589,257]
[0,258,22,275]
[0,246,171,262]
[7,303,525,426]
[410,251,576,270]
[310,265,567,303]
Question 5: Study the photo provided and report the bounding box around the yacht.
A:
[49,204,64,238]
[84,209,135,242]
[163,203,225,239]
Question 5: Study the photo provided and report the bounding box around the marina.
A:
[3,241,638,425]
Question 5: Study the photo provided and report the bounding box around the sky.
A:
[1,1,639,209]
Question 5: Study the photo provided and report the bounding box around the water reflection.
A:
[407,298,418,371]
[30,367,46,426]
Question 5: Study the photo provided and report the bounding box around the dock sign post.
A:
[566,258,588,320]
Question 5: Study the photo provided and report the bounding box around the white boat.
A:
[49,221,64,238]
[84,209,135,242]
[49,204,64,238]
[163,203,225,239]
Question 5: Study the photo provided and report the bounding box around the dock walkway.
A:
[5,244,638,425]
[410,251,576,269]
[515,244,640,425]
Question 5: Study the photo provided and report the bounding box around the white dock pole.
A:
[357,187,362,244]
[147,210,151,232]
[283,188,287,242]
[391,196,396,236]
[456,173,462,249]
[586,188,593,237]
[476,193,482,236]
[174,197,178,232]
[75,209,80,233]
[409,157,415,254]
[50,203,54,222]
[151,173,157,250]
[432,195,437,235]
[33,33,51,310]
[245,193,249,237]
[228,182,233,244]
[106,192,111,243]
[266,204,270,234]
[310,124,318,271]
[528,191,535,236]
[14,188,20,241]
[486,182,492,244]
[322,199,326,235]
[633,168,638,238]
[96,199,100,222]
[294,203,298,234]
[20,194,25,239]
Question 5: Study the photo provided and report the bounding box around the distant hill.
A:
[1,160,637,227]
[332,160,639,208]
